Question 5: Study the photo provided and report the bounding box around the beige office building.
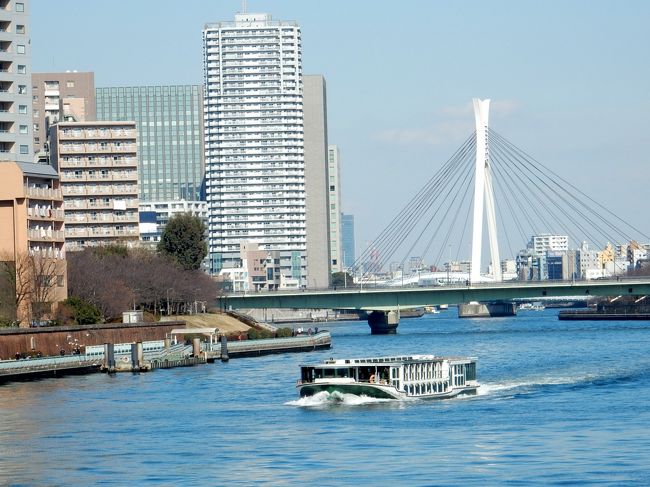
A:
[32,71,95,154]
[49,121,139,251]
[0,161,67,326]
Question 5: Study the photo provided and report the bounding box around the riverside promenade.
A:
[0,331,332,384]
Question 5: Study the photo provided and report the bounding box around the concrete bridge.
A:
[217,278,650,334]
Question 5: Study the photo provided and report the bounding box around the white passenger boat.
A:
[297,355,478,400]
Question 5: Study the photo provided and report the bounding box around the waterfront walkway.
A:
[0,332,332,384]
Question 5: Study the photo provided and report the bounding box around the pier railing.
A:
[0,355,100,375]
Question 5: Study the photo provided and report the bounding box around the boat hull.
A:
[298,382,479,401]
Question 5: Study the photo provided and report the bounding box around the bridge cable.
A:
[351,134,474,274]
[490,131,624,246]
[491,129,648,242]
[375,141,475,275]
[354,133,476,277]
[489,141,587,246]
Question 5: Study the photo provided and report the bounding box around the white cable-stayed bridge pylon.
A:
[351,99,649,284]
[470,98,501,283]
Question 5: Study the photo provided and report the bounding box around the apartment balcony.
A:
[58,143,137,154]
[27,207,64,221]
[92,201,115,210]
[112,185,138,195]
[112,157,138,167]
[66,200,111,210]
[64,214,90,224]
[59,173,85,182]
[114,213,139,223]
[25,186,63,201]
[58,130,85,139]
[65,228,92,238]
[28,247,66,260]
[28,229,65,242]
[60,128,136,140]
[60,156,139,168]
[115,228,139,238]
[58,158,85,168]
[85,173,131,182]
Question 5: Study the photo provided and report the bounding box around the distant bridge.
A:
[219,278,650,312]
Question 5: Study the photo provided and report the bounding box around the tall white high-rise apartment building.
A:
[203,12,306,283]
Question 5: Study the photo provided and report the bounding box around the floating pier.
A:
[0,332,332,384]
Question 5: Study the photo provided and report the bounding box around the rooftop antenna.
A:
[242,0,247,13]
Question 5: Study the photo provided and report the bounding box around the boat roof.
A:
[300,355,476,367]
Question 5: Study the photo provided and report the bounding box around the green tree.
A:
[331,271,355,288]
[63,296,103,325]
[157,213,207,271]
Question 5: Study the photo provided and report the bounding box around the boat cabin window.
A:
[313,367,352,379]
[466,362,476,381]
[301,367,314,382]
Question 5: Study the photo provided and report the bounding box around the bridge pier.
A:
[458,301,516,318]
[367,310,399,334]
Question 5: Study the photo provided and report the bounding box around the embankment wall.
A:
[0,321,185,359]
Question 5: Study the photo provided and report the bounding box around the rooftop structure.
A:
[31,71,96,154]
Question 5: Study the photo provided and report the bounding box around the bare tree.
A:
[28,253,60,321]
[66,245,220,323]
[0,251,60,325]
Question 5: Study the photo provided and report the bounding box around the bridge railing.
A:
[222,276,649,296]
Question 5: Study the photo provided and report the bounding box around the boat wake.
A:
[285,391,395,407]
[479,367,649,399]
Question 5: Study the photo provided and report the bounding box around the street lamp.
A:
[447,244,452,285]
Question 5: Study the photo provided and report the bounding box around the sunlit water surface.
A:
[1,309,650,485]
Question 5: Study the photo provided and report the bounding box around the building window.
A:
[19,124,27,134]
[15,3,24,12]
[66,80,75,88]
[18,84,26,94]
[18,105,27,114]
[17,65,26,74]
[19,144,28,154]
[16,25,25,34]
[17,44,25,54]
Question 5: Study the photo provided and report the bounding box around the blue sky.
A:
[31,1,650,259]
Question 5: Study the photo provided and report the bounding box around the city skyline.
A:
[30,0,650,252]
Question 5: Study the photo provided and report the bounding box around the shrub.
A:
[275,327,293,338]
[247,328,274,340]
[64,296,102,325]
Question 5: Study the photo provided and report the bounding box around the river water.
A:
[1,309,649,485]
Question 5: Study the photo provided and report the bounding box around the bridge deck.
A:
[218,279,650,311]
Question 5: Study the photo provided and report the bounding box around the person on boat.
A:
[369,374,376,383]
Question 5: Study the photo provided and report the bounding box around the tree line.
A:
[64,244,217,324]
[0,213,216,326]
